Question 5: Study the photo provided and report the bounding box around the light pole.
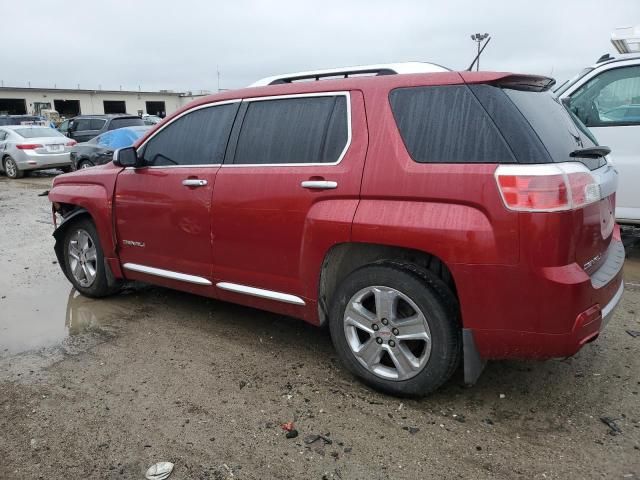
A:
[471,33,489,71]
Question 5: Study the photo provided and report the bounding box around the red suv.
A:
[48,63,624,396]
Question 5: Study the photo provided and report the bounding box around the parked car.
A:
[48,63,624,396]
[142,114,162,125]
[0,115,47,127]
[555,52,640,224]
[0,125,75,178]
[70,126,151,170]
[65,114,145,143]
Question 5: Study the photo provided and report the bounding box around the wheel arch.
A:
[317,242,458,327]
[52,207,120,289]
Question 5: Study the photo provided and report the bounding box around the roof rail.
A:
[249,62,450,87]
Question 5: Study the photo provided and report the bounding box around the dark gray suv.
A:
[65,114,145,142]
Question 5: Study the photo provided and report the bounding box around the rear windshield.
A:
[14,128,64,138]
[109,117,144,129]
[503,89,604,167]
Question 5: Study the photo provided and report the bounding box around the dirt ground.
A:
[1,173,639,480]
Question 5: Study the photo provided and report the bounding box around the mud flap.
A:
[463,328,486,385]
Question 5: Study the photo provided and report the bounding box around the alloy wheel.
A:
[68,229,98,287]
[343,286,432,381]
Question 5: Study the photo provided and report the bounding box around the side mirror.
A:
[113,146,142,167]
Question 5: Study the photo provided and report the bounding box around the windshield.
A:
[553,67,594,96]
[14,127,64,138]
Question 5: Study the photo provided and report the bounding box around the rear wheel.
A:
[329,263,460,396]
[4,156,23,179]
[62,218,120,297]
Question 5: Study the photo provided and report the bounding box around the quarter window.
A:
[568,66,640,127]
[232,95,348,165]
[142,103,238,166]
[389,85,514,164]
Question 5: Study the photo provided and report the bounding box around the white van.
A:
[555,52,640,225]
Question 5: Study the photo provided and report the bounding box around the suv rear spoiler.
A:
[461,73,556,92]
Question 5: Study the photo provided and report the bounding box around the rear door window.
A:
[90,119,106,130]
[109,117,144,130]
[142,103,238,166]
[73,119,92,131]
[389,85,514,163]
[231,95,349,165]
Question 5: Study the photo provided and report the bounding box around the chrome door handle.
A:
[301,180,338,190]
[182,179,208,187]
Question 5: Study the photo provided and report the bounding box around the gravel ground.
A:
[1,173,639,479]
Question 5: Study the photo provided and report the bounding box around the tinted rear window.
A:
[503,89,602,167]
[109,117,144,130]
[389,85,515,163]
[90,119,106,130]
[15,128,64,138]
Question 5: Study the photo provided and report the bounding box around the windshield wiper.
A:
[569,146,611,158]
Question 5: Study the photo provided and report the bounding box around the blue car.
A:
[69,125,151,170]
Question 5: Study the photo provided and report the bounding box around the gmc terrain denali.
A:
[48,63,624,396]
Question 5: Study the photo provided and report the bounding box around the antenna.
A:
[467,35,491,71]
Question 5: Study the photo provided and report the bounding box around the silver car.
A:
[0,125,74,179]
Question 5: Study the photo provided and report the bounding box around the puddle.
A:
[0,284,137,358]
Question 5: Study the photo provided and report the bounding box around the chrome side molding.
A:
[216,282,306,305]
[123,263,212,286]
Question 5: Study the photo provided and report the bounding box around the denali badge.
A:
[122,240,145,248]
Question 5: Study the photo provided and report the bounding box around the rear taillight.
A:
[495,163,601,212]
[65,140,77,147]
[16,144,43,150]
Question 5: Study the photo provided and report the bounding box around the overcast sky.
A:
[2,0,638,93]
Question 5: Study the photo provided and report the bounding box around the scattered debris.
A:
[239,380,247,389]
[402,426,420,434]
[600,416,622,435]
[286,429,299,439]
[145,462,174,480]
[483,418,495,425]
[499,394,506,399]
[626,330,640,338]
[453,414,466,423]
[281,421,295,432]
[304,434,333,445]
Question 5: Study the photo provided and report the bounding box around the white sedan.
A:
[0,125,76,179]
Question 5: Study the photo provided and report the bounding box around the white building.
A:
[0,86,212,118]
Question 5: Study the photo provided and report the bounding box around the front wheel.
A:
[329,264,461,396]
[62,218,120,297]
[79,160,94,169]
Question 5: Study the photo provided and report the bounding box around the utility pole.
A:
[217,65,221,92]
[470,33,490,71]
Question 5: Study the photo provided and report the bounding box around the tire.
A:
[329,263,461,397]
[62,218,120,297]
[4,156,23,179]
[79,160,94,169]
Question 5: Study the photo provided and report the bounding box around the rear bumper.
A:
[16,152,71,170]
[453,238,625,360]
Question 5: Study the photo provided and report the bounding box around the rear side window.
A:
[109,117,144,130]
[73,119,92,131]
[232,95,348,165]
[142,103,238,166]
[389,85,514,163]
